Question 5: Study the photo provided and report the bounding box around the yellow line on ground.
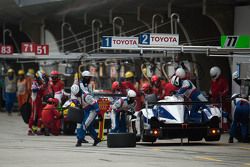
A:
[152,148,161,152]
[239,147,250,151]
[195,156,222,162]
[243,163,250,166]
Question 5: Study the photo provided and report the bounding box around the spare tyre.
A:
[67,107,83,123]
[107,133,136,148]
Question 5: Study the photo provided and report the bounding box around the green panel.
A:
[220,35,250,48]
[236,35,249,48]
[220,36,227,47]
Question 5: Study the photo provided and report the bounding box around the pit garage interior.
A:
[0,0,250,93]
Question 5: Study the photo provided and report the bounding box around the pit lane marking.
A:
[151,148,161,152]
[243,163,250,166]
[195,156,222,162]
[238,147,250,151]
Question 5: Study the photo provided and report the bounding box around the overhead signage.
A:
[221,35,250,48]
[0,45,14,54]
[21,42,49,55]
[21,42,36,53]
[139,33,179,47]
[35,44,49,55]
[101,36,138,48]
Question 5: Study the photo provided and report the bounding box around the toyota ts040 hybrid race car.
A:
[133,94,222,143]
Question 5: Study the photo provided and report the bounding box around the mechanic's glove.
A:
[131,114,136,120]
[127,109,135,115]
[170,90,177,96]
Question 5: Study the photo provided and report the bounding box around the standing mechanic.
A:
[71,84,102,147]
[209,66,230,131]
[4,68,16,115]
[28,70,52,135]
[17,69,28,110]
[209,66,230,111]
[49,70,65,104]
[80,70,94,94]
[229,94,249,143]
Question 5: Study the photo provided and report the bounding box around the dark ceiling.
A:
[0,0,249,24]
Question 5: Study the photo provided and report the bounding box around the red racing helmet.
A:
[141,83,151,92]
[50,70,60,76]
[112,81,120,91]
[151,75,159,84]
[52,98,59,107]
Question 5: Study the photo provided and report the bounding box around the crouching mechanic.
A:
[111,89,137,133]
[41,98,62,136]
[171,75,210,122]
[70,84,102,147]
[229,94,249,143]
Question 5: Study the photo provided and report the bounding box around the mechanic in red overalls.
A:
[151,75,167,100]
[165,68,186,96]
[122,71,142,111]
[49,70,64,92]
[209,66,230,130]
[41,98,62,136]
[209,66,229,104]
[28,70,50,135]
[49,70,65,104]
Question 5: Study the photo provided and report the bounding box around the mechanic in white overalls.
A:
[110,89,137,133]
[71,84,102,147]
[171,75,210,122]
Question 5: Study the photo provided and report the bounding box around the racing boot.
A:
[81,138,89,143]
[75,140,82,147]
[35,130,43,136]
[93,138,101,146]
[44,128,50,136]
[27,129,34,136]
[228,137,234,143]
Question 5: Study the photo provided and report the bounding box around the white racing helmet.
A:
[82,70,93,77]
[127,89,136,105]
[127,89,136,98]
[232,71,239,80]
[231,93,240,100]
[210,66,221,80]
[171,75,181,87]
[175,68,186,79]
[71,84,80,96]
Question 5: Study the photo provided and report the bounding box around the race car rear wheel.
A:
[140,114,157,143]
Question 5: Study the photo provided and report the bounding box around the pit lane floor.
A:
[0,112,249,167]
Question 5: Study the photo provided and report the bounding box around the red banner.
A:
[35,44,49,55]
[0,45,14,54]
[21,43,36,53]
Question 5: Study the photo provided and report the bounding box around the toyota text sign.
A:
[102,36,138,49]
[139,33,179,47]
